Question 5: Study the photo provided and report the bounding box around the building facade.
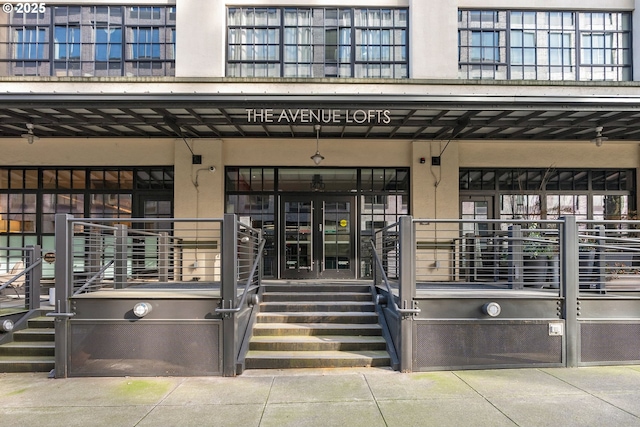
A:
[1,0,640,280]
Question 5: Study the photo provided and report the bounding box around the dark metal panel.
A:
[578,298,640,319]
[69,320,222,376]
[580,321,640,364]
[70,297,222,321]
[414,297,562,320]
[414,320,564,370]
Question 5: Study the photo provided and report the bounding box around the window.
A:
[471,31,500,62]
[14,27,47,59]
[227,7,408,78]
[458,10,506,79]
[0,5,175,76]
[460,168,635,221]
[54,25,80,60]
[0,167,174,268]
[130,27,160,59]
[458,9,631,81]
[579,12,630,80]
[96,28,122,60]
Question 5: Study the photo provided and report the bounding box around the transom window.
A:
[0,5,175,77]
[227,7,408,78]
[458,10,631,81]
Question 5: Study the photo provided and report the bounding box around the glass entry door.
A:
[281,195,355,279]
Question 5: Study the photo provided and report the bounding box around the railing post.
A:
[221,214,238,376]
[87,227,101,287]
[25,245,41,310]
[508,225,524,290]
[398,215,415,372]
[595,225,606,291]
[561,215,579,367]
[114,224,128,289]
[158,232,169,282]
[54,213,73,378]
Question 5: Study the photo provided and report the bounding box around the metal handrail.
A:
[370,239,420,316]
[216,238,266,314]
[72,259,115,296]
[0,259,42,292]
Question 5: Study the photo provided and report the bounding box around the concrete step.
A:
[0,356,54,373]
[259,301,375,313]
[12,328,55,342]
[262,292,372,302]
[252,322,383,336]
[245,350,390,369]
[249,335,387,352]
[26,316,55,329]
[256,311,379,324]
[0,341,54,357]
[262,284,371,293]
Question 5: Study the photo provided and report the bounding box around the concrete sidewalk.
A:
[1,366,640,427]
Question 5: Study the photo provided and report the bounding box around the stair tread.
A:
[15,328,55,334]
[261,301,373,305]
[246,350,389,359]
[251,335,386,343]
[258,311,377,316]
[253,322,381,329]
[1,341,55,348]
[0,355,55,362]
[263,291,370,295]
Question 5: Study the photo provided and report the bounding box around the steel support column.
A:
[561,216,579,367]
[398,216,415,372]
[221,214,238,376]
[53,214,73,378]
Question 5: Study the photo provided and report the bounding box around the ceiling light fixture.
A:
[21,123,39,144]
[310,124,324,165]
[591,126,608,147]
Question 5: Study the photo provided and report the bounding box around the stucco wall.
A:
[0,138,175,166]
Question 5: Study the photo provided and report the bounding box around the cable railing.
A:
[577,220,640,293]
[65,217,224,294]
[413,219,562,292]
[0,245,42,310]
[369,216,640,296]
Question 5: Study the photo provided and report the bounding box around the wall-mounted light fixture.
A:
[482,302,501,317]
[133,302,153,318]
[1,319,14,332]
[591,126,608,147]
[310,124,324,165]
[21,123,39,144]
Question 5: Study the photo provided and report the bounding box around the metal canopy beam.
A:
[1,92,639,140]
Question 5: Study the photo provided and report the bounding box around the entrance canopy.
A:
[2,80,640,141]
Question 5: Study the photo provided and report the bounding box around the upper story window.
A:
[458,10,631,81]
[227,7,408,78]
[0,5,175,77]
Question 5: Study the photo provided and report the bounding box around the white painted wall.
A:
[176,0,225,77]
[410,0,458,79]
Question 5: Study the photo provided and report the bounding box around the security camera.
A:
[208,166,216,172]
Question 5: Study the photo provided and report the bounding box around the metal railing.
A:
[216,220,265,315]
[0,245,42,310]
[50,213,265,377]
[60,217,224,294]
[412,219,562,292]
[371,216,640,300]
[370,237,420,316]
[576,220,640,293]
